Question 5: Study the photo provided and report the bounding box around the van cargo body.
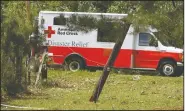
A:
[35,11,183,76]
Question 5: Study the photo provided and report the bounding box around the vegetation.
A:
[1,70,183,110]
[107,1,184,47]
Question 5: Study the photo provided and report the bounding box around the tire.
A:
[66,57,85,72]
[159,61,177,76]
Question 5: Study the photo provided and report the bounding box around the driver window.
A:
[139,33,150,46]
[139,33,156,46]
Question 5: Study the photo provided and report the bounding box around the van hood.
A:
[161,46,183,53]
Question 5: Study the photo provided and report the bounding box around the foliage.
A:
[1,1,67,96]
[60,1,184,47]
[66,13,128,42]
[108,1,183,48]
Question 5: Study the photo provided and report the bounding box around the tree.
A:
[1,1,60,95]
[1,1,80,96]
[108,1,183,48]
[1,1,33,95]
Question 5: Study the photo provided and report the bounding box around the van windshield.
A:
[153,32,172,46]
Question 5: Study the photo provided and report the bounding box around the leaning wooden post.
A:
[89,22,131,103]
[35,51,47,87]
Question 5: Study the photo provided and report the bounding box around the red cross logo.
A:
[44,26,55,38]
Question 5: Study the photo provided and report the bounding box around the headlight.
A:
[178,53,183,62]
[179,52,183,62]
[182,51,184,62]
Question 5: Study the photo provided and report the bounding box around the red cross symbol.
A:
[44,26,55,38]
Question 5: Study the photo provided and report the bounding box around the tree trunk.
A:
[89,23,131,103]
[15,47,23,87]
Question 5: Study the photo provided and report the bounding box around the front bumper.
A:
[177,62,184,74]
[177,62,183,66]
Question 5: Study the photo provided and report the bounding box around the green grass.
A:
[1,69,183,110]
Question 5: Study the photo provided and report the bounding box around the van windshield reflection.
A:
[153,32,172,47]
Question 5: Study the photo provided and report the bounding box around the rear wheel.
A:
[66,57,85,72]
[159,61,177,76]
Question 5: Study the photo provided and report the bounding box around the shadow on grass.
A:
[48,65,183,77]
[117,69,160,76]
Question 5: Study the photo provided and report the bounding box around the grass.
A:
[1,69,184,110]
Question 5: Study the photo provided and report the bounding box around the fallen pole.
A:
[35,51,47,87]
[89,23,131,103]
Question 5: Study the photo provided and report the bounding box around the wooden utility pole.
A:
[172,0,176,8]
[25,1,31,86]
[25,1,30,22]
[89,23,131,103]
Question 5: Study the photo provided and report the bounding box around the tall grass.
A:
[1,69,183,110]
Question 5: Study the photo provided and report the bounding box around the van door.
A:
[134,33,160,69]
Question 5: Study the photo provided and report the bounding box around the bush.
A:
[1,51,27,97]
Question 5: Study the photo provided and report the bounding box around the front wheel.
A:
[159,61,177,76]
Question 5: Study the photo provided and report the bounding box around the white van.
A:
[31,11,183,76]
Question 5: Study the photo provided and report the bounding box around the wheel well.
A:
[157,58,176,70]
[64,54,86,66]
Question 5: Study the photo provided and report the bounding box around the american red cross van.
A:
[34,11,184,76]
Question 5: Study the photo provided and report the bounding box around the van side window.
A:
[97,22,116,42]
[53,15,66,25]
[139,33,150,46]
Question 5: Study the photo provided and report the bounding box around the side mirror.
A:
[149,37,158,47]
[154,42,158,47]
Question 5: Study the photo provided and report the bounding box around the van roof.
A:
[39,11,128,19]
